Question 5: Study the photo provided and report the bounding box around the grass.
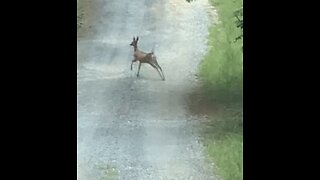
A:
[202,107,243,180]
[98,165,118,180]
[197,0,243,179]
[77,0,84,30]
[205,133,243,180]
[200,0,243,104]
[77,0,88,31]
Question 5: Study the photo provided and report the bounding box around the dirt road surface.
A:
[77,0,217,179]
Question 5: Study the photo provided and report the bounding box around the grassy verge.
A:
[98,165,118,180]
[197,0,243,179]
[202,107,243,180]
[77,0,85,30]
[200,0,243,104]
[77,0,95,33]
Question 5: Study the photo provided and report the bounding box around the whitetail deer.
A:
[130,36,165,81]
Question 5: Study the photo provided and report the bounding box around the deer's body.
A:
[133,50,152,63]
[130,36,165,80]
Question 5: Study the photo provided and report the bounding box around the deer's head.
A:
[130,36,139,47]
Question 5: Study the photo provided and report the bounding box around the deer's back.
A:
[134,50,153,63]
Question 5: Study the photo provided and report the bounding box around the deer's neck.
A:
[134,46,138,52]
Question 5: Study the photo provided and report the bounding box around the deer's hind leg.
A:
[152,59,165,80]
[148,62,164,80]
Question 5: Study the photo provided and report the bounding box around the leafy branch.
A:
[233,7,243,50]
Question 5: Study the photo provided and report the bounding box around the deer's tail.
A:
[151,44,155,54]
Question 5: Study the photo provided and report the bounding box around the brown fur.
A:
[130,36,165,80]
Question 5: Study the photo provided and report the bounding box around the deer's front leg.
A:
[137,62,142,77]
[131,59,136,70]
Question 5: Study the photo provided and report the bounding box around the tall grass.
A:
[77,0,84,30]
[200,0,243,104]
[206,133,243,180]
[199,0,243,179]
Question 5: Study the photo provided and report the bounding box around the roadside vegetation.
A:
[188,0,243,179]
[77,0,85,30]
[77,0,94,34]
[98,165,118,180]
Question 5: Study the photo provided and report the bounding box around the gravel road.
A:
[77,0,217,179]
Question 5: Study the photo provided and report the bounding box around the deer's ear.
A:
[136,36,139,42]
[133,37,135,41]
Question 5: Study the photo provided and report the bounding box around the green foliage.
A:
[202,106,243,180]
[200,0,243,179]
[199,0,243,104]
[234,7,243,50]
[205,133,243,180]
